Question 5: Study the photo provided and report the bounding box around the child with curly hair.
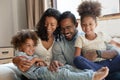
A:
[74,0,120,73]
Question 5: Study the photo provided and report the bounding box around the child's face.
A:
[45,16,58,36]
[19,39,35,56]
[81,16,97,35]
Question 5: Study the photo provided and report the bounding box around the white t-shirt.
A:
[74,32,112,61]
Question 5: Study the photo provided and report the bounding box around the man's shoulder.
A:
[53,37,66,48]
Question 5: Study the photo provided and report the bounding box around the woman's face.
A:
[45,16,58,35]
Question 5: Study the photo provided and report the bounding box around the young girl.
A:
[74,1,120,73]
[11,30,109,80]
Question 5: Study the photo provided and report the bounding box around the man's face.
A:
[60,18,77,41]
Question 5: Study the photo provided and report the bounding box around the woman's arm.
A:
[12,56,32,72]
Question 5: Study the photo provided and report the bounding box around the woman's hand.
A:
[13,56,32,72]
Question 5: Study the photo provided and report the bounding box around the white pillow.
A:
[0,63,21,80]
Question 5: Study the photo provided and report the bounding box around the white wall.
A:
[96,19,120,37]
[0,0,27,47]
[78,18,120,37]
[0,0,119,46]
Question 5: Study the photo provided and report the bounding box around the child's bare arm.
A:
[110,40,120,48]
[74,47,82,57]
[31,58,47,66]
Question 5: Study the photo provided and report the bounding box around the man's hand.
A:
[48,60,63,72]
[83,50,98,61]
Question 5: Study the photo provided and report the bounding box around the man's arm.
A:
[49,41,65,71]
[52,41,66,64]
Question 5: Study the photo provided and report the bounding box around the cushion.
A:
[0,63,21,80]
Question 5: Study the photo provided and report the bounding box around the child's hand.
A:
[83,50,98,61]
[31,57,47,66]
[36,61,47,66]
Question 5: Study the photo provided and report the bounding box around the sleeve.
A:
[52,41,66,64]
[15,51,29,60]
[101,32,112,43]
[15,51,27,57]
[74,36,83,48]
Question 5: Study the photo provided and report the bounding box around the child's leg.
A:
[59,68,94,80]
[35,66,108,80]
[74,56,102,71]
[59,64,82,72]
[58,65,109,80]
[61,64,97,73]
[36,66,94,80]
[93,67,109,80]
[98,55,120,73]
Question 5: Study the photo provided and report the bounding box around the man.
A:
[49,11,120,80]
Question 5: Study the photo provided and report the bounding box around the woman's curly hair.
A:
[78,1,102,22]
[11,30,38,50]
